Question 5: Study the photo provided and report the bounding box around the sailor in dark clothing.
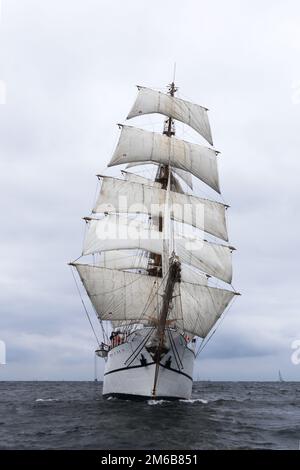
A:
[165,356,172,368]
[140,354,147,366]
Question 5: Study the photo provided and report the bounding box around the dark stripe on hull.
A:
[104,362,193,382]
[159,363,193,382]
[104,361,155,376]
[103,393,183,401]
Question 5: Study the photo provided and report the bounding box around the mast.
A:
[148,81,177,276]
[151,80,181,397]
[278,370,284,382]
[151,254,181,396]
[156,80,177,187]
[94,352,98,382]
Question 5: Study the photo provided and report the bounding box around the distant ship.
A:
[278,370,284,382]
[70,81,239,400]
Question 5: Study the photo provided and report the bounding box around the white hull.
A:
[103,327,195,400]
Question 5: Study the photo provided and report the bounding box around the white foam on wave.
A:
[35,398,58,402]
[148,398,208,405]
[147,399,169,406]
[180,398,208,404]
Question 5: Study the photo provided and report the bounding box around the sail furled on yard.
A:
[127,86,213,146]
[93,176,228,241]
[108,125,220,193]
[74,263,236,338]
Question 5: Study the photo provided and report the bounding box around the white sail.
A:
[122,170,162,188]
[127,86,213,145]
[98,250,149,271]
[108,125,220,193]
[126,162,193,189]
[176,283,236,338]
[83,215,163,255]
[74,263,159,321]
[83,215,232,283]
[93,176,228,241]
[74,263,235,337]
[98,246,208,284]
[180,265,207,285]
[172,168,193,189]
[175,236,232,284]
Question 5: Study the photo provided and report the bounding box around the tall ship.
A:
[70,81,239,400]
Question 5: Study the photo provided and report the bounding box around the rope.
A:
[70,267,101,347]
[196,330,217,357]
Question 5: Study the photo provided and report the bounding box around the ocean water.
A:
[0,381,299,450]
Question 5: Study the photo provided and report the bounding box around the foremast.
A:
[151,253,181,396]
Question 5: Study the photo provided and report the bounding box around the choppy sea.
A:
[0,381,299,450]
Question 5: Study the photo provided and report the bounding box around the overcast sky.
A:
[0,0,300,380]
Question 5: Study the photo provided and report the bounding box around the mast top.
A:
[164,79,177,137]
[168,63,178,97]
[167,81,178,97]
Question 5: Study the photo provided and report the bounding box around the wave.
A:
[180,398,208,404]
[147,399,170,406]
[35,398,58,402]
[147,398,208,405]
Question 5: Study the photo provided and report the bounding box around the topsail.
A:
[127,86,213,145]
[108,125,220,193]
